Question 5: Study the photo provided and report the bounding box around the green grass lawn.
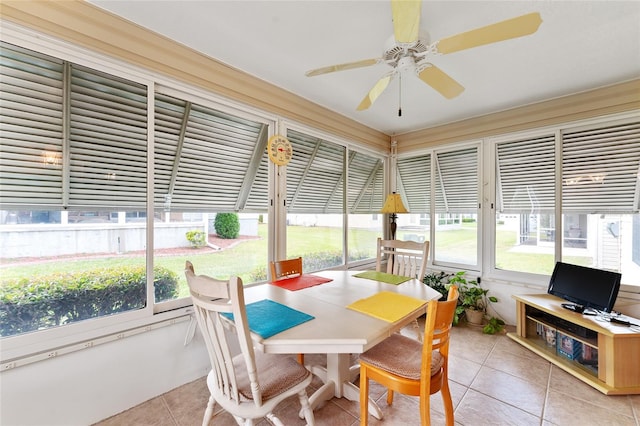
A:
[2,223,591,299]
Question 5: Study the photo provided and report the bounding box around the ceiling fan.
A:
[305,1,542,112]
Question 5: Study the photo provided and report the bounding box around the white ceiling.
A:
[90,1,640,136]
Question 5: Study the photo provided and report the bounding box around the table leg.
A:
[304,354,383,420]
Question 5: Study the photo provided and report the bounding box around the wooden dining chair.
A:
[376,237,429,280]
[358,285,459,426]
[376,237,430,340]
[269,256,303,280]
[185,261,315,426]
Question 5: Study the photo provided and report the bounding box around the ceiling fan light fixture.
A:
[305,1,542,112]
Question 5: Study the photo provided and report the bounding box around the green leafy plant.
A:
[185,230,206,247]
[449,271,493,312]
[214,213,240,239]
[447,271,502,333]
[423,271,451,301]
[483,317,506,335]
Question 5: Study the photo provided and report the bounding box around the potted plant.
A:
[448,271,504,333]
[423,270,505,334]
[422,271,451,301]
[448,271,489,325]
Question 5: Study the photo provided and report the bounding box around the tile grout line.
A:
[540,361,554,425]
[160,394,180,425]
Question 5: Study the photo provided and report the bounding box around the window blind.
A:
[435,147,478,213]
[68,65,147,208]
[562,121,640,213]
[154,93,267,211]
[0,42,64,207]
[397,153,431,213]
[0,42,149,210]
[348,151,384,214]
[496,134,556,213]
[286,129,345,214]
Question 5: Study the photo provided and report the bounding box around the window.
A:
[396,146,480,269]
[495,133,556,275]
[0,42,273,339]
[347,151,385,264]
[0,39,386,346]
[433,147,479,267]
[0,42,149,337]
[560,120,640,287]
[285,129,346,270]
[153,92,270,302]
[493,118,640,288]
[284,129,385,270]
[397,153,431,244]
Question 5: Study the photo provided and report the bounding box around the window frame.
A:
[279,121,387,269]
[396,141,482,272]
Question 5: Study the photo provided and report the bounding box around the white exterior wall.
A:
[0,217,261,259]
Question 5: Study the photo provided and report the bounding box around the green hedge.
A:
[214,212,240,239]
[0,266,178,337]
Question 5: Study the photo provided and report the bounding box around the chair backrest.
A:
[184,261,264,407]
[376,238,429,279]
[421,285,458,386]
[270,256,303,281]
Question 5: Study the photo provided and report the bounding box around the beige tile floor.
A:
[96,324,640,426]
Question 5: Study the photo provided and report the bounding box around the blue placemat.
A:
[221,299,315,339]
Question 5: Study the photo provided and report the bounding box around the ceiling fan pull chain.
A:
[398,73,402,117]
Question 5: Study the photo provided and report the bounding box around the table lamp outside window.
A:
[380,192,408,240]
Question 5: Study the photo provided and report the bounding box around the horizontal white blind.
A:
[435,147,478,213]
[562,121,640,213]
[496,134,556,213]
[243,152,270,212]
[397,153,431,213]
[154,94,267,211]
[286,129,345,213]
[154,93,187,209]
[562,122,640,213]
[348,151,383,214]
[0,42,64,207]
[69,65,148,208]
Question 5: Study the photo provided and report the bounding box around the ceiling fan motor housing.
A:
[382,31,430,69]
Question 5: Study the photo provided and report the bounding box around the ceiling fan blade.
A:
[391,0,422,43]
[357,74,393,111]
[436,12,543,54]
[305,58,382,77]
[417,64,464,99]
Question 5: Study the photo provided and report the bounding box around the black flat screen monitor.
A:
[547,262,621,313]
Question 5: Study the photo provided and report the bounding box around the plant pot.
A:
[464,308,485,325]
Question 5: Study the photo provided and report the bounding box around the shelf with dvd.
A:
[509,293,640,395]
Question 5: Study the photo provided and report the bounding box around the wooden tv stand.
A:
[507,293,640,395]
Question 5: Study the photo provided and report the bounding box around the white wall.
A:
[0,321,210,426]
[1,223,202,258]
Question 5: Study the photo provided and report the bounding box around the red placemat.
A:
[271,274,333,291]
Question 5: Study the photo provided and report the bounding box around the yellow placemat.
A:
[347,291,427,323]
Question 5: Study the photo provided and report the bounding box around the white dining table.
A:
[242,270,442,418]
